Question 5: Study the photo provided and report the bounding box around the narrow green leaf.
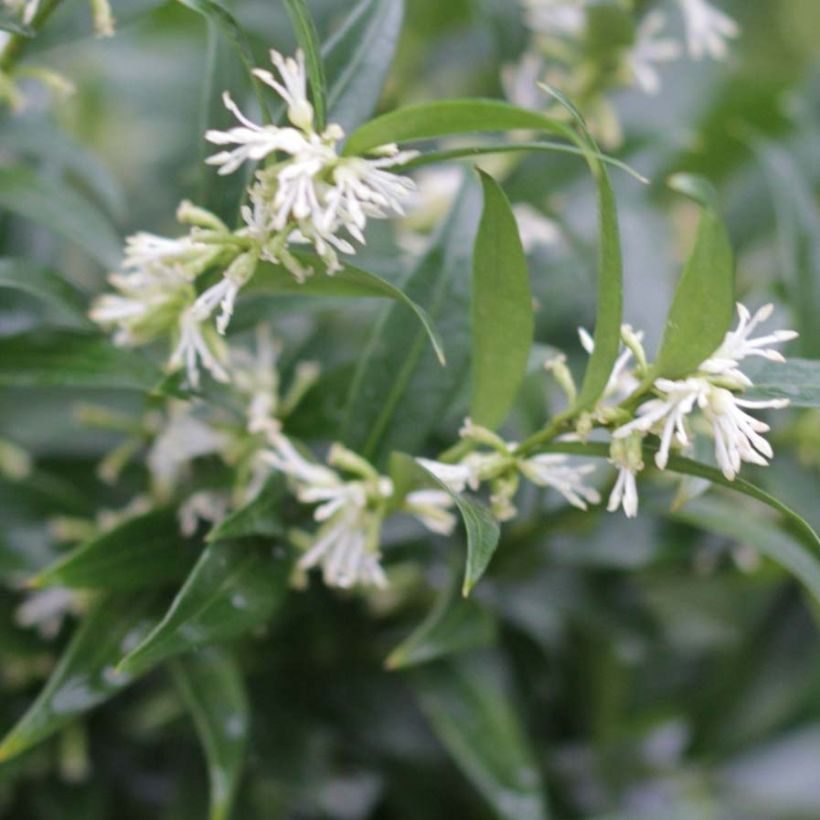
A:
[0,592,162,763]
[654,174,735,378]
[341,179,480,461]
[742,358,820,406]
[541,440,820,552]
[118,541,290,676]
[284,0,327,130]
[206,479,283,542]
[323,0,404,133]
[392,453,500,596]
[409,653,549,820]
[0,330,161,390]
[471,171,533,429]
[672,496,820,609]
[0,258,91,326]
[0,167,121,267]
[28,509,196,591]
[172,648,249,820]
[250,257,445,364]
[386,580,496,669]
[0,17,33,36]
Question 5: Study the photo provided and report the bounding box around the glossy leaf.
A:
[172,648,249,820]
[118,541,290,676]
[249,258,445,364]
[0,257,90,326]
[742,358,820,406]
[409,653,549,820]
[206,479,283,543]
[0,167,121,267]
[29,509,196,591]
[341,179,480,460]
[0,592,162,763]
[0,330,161,390]
[284,0,327,130]
[386,581,496,669]
[392,453,500,596]
[654,174,735,378]
[470,171,533,429]
[672,496,820,608]
[324,0,404,133]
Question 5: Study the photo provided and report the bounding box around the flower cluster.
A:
[91,49,417,387]
[506,0,738,144]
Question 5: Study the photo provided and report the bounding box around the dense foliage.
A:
[2,0,820,818]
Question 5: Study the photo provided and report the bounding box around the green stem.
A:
[0,0,65,73]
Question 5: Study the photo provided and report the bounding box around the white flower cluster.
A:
[91,50,417,387]
[264,436,455,589]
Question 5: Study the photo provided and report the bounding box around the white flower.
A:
[252,48,315,132]
[579,324,644,406]
[191,250,258,335]
[178,490,229,537]
[122,231,220,279]
[416,457,482,495]
[518,453,601,509]
[607,434,644,518]
[629,12,682,95]
[168,307,230,388]
[15,588,79,640]
[404,489,458,535]
[521,0,586,38]
[677,0,739,60]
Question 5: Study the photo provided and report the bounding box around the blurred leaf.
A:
[0,258,90,326]
[0,167,121,268]
[284,0,327,130]
[250,257,445,364]
[172,647,249,820]
[341,179,480,461]
[742,358,820,406]
[393,453,500,596]
[0,592,161,763]
[654,174,735,378]
[386,580,496,669]
[0,330,161,390]
[672,496,820,610]
[470,170,533,429]
[0,17,32,36]
[409,653,549,820]
[118,541,290,676]
[206,479,283,542]
[29,509,197,591]
[324,0,404,133]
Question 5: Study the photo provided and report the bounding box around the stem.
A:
[0,0,66,72]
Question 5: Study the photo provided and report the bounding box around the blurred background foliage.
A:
[2,0,820,818]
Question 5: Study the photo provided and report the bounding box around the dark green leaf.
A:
[409,653,549,820]
[470,171,533,429]
[206,478,283,542]
[672,496,820,609]
[172,647,249,820]
[250,256,445,364]
[0,330,161,390]
[0,257,91,326]
[29,509,196,591]
[654,174,735,378]
[118,541,290,676]
[324,0,404,133]
[0,592,162,763]
[0,167,121,267]
[392,453,500,596]
[284,0,327,130]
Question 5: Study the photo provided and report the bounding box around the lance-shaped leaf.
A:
[409,653,550,820]
[386,578,497,669]
[0,258,91,327]
[391,453,500,596]
[118,541,290,676]
[741,358,820,407]
[249,258,445,364]
[672,496,820,610]
[343,96,624,413]
[0,592,162,763]
[470,171,533,430]
[206,478,283,543]
[172,648,249,820]
[28,509,197,591]
[284,0,327,130]
[324,0,404,133]
[0,167,121,268]
[654,174,735,378]
[0,330,162,390]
